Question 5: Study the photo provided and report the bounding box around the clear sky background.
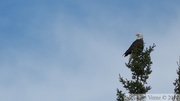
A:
[0,0,180,101]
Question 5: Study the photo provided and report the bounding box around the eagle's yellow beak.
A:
[136,34,140,37]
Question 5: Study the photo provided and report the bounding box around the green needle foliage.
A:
[174,57,180,94]
[117,44,156,101]
[173,57,180,101]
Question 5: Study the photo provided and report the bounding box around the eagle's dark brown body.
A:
[124,39,144,57]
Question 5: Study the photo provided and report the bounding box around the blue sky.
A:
[1,0,180,101]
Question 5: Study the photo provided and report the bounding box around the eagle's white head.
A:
[136,33,143,39]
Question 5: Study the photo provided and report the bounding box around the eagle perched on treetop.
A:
[123,34,144,62]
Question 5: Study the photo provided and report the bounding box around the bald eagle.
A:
[123,34,144,62]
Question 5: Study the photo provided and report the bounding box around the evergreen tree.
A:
[117,44,155,101]
[173,57,180,101]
